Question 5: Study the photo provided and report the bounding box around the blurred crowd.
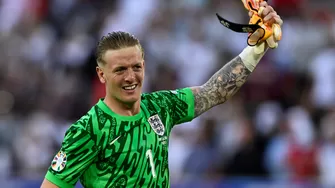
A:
[1,0,335,186]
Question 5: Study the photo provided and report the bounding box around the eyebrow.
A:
[113,62,142,69]
[133,63,142,66]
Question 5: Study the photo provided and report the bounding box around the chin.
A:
[118,88,142,104]
[121,96,140,104]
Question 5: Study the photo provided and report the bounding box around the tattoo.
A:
[191,56,251,117]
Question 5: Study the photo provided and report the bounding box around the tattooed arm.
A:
[191,56,252,117]
[188,0,284,117]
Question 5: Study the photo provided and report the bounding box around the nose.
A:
[124,69,135,82]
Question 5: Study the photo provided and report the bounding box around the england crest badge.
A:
[51,150,67,172]
[148,114,165,136]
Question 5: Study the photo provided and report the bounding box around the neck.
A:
[103,96,141,116]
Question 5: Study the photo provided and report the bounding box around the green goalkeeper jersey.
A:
[45,88,195,188]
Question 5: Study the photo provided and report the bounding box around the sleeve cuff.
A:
[187,88,195,120]
[45,171,74,188]
[184,87,195,121]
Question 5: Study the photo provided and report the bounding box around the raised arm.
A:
[191,55,251,117]
[190,1,283,117]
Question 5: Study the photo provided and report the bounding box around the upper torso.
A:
[45,88,195,188]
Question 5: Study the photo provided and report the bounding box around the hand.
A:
[248,1,283,26]
[247,1,283,49]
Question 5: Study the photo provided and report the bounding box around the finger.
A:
[261,7,270,17]
[263,12,277,22]
[258,7,265,16]
[274,15,283,26]
[249,11,253,17]
[259,1,268,7]
[267,15,283,25]
[267,6,275,13]
[248,28,265,45]
[266,35,276,48]
[261,6,275,18]
[273,24,282,41]
[264,17,276,25]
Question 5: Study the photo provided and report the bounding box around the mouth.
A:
[122,84,137,91]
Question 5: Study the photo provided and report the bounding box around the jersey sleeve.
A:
[155,87,195,126]
[45,126,99,188]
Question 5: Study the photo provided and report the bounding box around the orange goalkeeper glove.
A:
[243,0,282,48]
[216,0,282,49]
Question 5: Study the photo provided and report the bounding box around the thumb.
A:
[266,35,278,49]
[248,28,265,46]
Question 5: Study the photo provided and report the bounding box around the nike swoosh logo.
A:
[110,136,121,145]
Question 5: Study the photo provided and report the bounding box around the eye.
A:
[133,65,142,71]
[114,67,127,73]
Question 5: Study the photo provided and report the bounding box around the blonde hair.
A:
[96,31,144,65]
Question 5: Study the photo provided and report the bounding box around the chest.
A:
[101,114,170,160]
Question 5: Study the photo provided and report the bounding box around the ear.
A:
[142,60,145,76]
[96,66,106,84]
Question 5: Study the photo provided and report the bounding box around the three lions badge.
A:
[148,114,165,136]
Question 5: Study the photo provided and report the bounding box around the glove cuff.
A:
[239,43,268,72]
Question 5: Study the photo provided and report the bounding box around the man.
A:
[41,1,283,187]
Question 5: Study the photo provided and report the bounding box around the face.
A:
[96,45,145,105]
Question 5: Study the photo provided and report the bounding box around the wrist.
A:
[238,43,268,72]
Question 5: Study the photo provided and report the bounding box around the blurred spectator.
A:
[182,119,221,180]
[308,27,335,110]
[318,112,335,187]
[220,117,268,177]
[286,107,319,180]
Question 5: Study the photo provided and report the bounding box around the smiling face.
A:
[96,45,145,106]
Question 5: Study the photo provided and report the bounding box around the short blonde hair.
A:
[96,31,144,65]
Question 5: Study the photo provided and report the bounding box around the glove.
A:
[242,0,282,48]
[216,0,282,49]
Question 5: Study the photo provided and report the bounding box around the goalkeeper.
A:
[41,1,283,188]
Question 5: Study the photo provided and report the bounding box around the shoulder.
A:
[140,88,193,111]
[141,89,177,108]
[66,105,105,141]
[141,88,191,101]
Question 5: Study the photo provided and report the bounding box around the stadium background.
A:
[0,0,335,187]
